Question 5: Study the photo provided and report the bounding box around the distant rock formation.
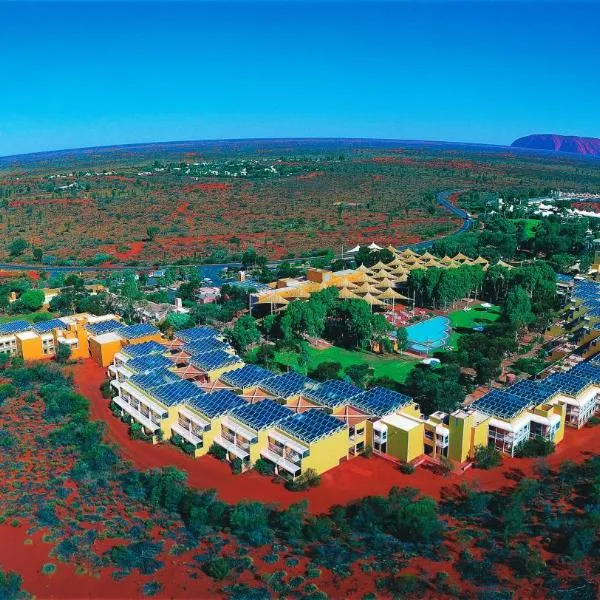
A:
[511,134,600,157]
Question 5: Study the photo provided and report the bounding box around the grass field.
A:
[275,344,419,383]
[446,303,501,349]
[0,311,54,325]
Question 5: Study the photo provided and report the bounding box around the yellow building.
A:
[376,412,424,463]
[447,409,490,463]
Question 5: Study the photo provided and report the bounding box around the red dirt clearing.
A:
[71,359,600,514]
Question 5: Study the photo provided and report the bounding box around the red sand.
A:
[71,359,600,513]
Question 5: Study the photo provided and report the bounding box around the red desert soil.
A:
[71,359,599,513]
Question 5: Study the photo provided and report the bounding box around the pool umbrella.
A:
[379,287,409,312]
[338,287,360,300]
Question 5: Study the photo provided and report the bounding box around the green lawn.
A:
[0,311,55,325]
[275,344,419,384]
[446,304,501,349]
[512,218,540,240]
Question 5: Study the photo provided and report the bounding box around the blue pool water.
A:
[405,316,451,353]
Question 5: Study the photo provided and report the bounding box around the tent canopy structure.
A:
[368,242,383,250]
[378,287,409,300]
[257,293,289,305]
[347,245,361,253]
[362,293,384,306]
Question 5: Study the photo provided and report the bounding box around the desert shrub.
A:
[378,574,426,596]
[202,556,230,580]
[231,457,243,474]
[588,415,600,426]
[456,550,498,584]
[0,568,26,599]
[285,468,320,491]
[41,563,56,575]
[230,502,273,546]
[142,581,163,596]
[437,456,454,477]
[129,422,152,442]
[0,383,17,405]
[362,445,373,458]
[515,437,555,458]
[400,463,415,474]
[171,432,195,455]
[0,428,17,449]
[108,541,164,575]
[100,380,113,399]
[209,443,227,460]
[474,445,502,469]
[254,458,275,476]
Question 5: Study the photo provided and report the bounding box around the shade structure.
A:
[440,255,454,264]
[347,245,361,253]
[422,259,441,268]
[453,252,469,262]
[257,293,290,305]
[350,271,368,283]
[400,248,418,258]
[473,256,489,265]
[356,263,370,272]
[334,278,358,289]
[284,287,311,299]
[368,242,383,250]
[420,251,436,261]
[387,257,404,267]
[338,287,361,300]
[353,282,380,295]
[370,269,392,280]
[375,277,396,289]
[303,282,326,293]
[361,292,385,306]
[378,287,410,301]
[390,265,408,276]
[497,260,513,269]
[370,260,389,270]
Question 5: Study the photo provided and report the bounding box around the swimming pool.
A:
[405,316,451,354]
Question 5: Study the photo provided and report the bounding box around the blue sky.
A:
[0,1,598,156]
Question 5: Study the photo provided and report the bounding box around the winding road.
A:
[0,190,472,274]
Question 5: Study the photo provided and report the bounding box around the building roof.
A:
[86,319,123,336]
[230,399,292,431]
[352,386,412,417]
[150,379,206,407]
[31,318,68,334]
[184,337,230,356]
[130,368,181,391]
[186,388,247,419]
[121,340,166,359]
[0,320,31,336]
[382,413,422,431]
[126,353,174,375]
[303,379,364,408]
[118,323,159,340]
[470,389,532,420]
[259,371,312,399]
[189,350,242,372]
[177,326,220,343]
[279,408,346,444]
[220,364,274,389]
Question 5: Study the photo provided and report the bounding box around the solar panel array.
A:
[506,379,556,405]
[571,280,600,318]
[183,337,229,356]
[87,319,124,336]
[352,387,411,416]
[177,327,220,343]
[186,389,247,419]
[122,340,166,359]
[0,320,31,335]
[131,368,181,391]
[119,323,159,340]
[31,318,68,334]
[260,372,312,399]
[190,350,241,372]
[151,379,206,407]
[126,354,173,374]
[220,364,274,389]
[470,389,533,420]
[280,408,345,443]
[303,379,364,408]
[231,399,292,431]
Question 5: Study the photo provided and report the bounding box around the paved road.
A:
[0,190,472,274]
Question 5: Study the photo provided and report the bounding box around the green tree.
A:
[504,286,534,331]
[146,226,160,240]
[227,314,261,353]
[8,238,28,257]
[55,342,72,364]
[17,289,45,311]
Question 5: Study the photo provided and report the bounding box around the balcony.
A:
[213,435,249,460]
[113,396,159,433]
[261,448,301,476]
[171,423,202,446]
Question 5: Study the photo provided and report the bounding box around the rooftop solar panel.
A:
[352,386,412,416]
[130,368,181,390]
[0,320,31,335]
[31,318,68,334]
[303,379,364,408]
[121,340,166,359]
[177,327,220,343]
[543,372,594,396]
[220,364,274,389]
[190,350,242,372]
[279,408,346,443]
[184,337,229,356]
[87,319,123,336]
[119,323,159,340]
[470,389,532,420]
[126,354,174,374]
[186,388,247,419]
[506,379,556,404]
[150,379,206,407]
[231,399,292,431]
[259,372,312,399]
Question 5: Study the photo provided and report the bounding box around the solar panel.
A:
[87,319,123,336]
[186,389,247,419]
[279,408,345,443]
[0,320,31,335]
[121,340,166,359]
[230,399,292,431]
[130,368,181,390]
[220,364,274,389]
[184,337,230,356]
[150,379,206,407]
[569,362,600,382]
[506,379,556,405]
[177,327,220,343]
[544,372,594,396]
[259,372,313,399]
[352,386,412,416]
[190,350,242,372]
[126,354,174,375]
[470,389,532,420]
[118,323,159,340]
[303,379,364,408]
[31,318,68,334]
